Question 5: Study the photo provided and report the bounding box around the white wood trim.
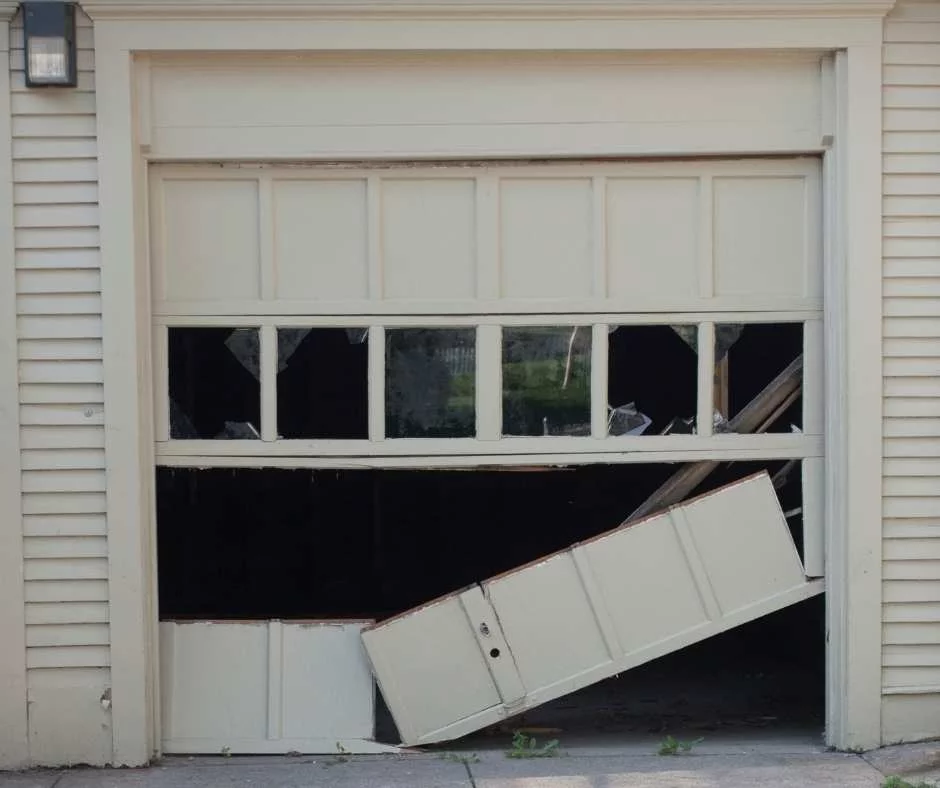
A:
[698,175,715,299]
[153,326,169,442]
[803,318,824,434]
[823,46,883,751]
[670,507,722,620]
[368,326,385,443]
[92,17,886,53]
[367,177,382,300]
[591,177,607,299]
[156,433,822,458]
[591,324,608,439]
[260,325,277,442]
[135,55,153,152]
[476,324,501,441]
[475,174,499,301]
[161,738,400,755]
[151,159,822,180]
[153,297,825,317]
[148,174,167,303]
[0,18,28,770]
[97,47,152,766]
[258,176,275,301]
[803,456,824,578]
[266,620,283,741]
[153,311,818,327]
[83,0,898,21]
[697,321,715,438]
[156,445,822,470]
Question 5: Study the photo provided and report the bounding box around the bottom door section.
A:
[160,619,391,754]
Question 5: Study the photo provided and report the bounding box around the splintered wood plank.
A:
[626,354,803,522]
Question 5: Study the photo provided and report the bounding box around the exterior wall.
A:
[10,9,112,766]
[881,0,940,744]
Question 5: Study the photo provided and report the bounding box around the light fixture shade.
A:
[22,2,77,87]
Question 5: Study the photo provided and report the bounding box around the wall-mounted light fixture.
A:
[22,2,77,87]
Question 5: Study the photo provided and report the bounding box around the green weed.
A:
[657,735,704,756]
[881,777,936,788]
[506,730,560,759]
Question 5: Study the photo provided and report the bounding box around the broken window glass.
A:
[277,327,369,439]
[715,322,803,434]
[607,325,698,436]
[502,326,591,436]
[168,327,261,439]
[385,328,476,438]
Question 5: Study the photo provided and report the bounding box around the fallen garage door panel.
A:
[361,472,823,746]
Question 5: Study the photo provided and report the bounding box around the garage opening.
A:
[151,158,822,753]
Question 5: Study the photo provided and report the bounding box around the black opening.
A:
[277,327,369,439]
[608,325,698,435]
[168,327,261,440]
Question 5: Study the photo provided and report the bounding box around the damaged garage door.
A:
[362,473,822,746]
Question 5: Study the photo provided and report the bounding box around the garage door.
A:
[150,157,824,751]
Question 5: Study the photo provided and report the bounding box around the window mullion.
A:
[369,325,386,442]
[697,321,715,437]
[477,323,501,441]
[591,323,608,439]
[260,324,277,442]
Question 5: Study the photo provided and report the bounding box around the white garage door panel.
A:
[382,179,477,300]
[157,179,261,302]
[607,178,701,300]
[160,620,380,754]
[273,180,369,301]
[146,53,824,159]
[151,159,821,315]
[362,474,824,747]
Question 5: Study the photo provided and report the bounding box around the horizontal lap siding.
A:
[882,0,940,742]
[12,11,112,765]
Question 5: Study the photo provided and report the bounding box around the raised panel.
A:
[161,621,268,741]
[361,594,500,743]
[382,179,476,300]
[280,623,374,740]
[484,553,610,692]
[607,178,700,299]
[581,514,709,653]
[713,177,807,299]
[273,179,368,301]
[500,178,593,299]
[160,179,260,301]
[682,476,806,614]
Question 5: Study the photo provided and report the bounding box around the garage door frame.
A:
[85,0,890,764]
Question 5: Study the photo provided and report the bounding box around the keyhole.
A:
[479,623,490,637]
[489,648,500,659]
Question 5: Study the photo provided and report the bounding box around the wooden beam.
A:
[624,354,803,523]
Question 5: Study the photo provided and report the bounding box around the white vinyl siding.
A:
[882,0,940,743]
[12,10,112,765]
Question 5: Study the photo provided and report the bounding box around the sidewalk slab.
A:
[53,758,471,788]
[469,752,885,788]
[864,740,940,782]
[0,775,59,788]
